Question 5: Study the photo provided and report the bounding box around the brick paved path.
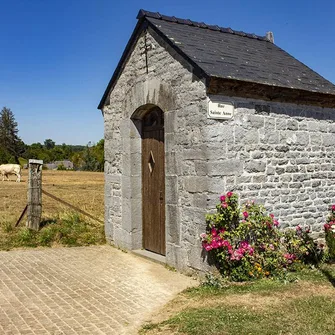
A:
[0,246,196,334]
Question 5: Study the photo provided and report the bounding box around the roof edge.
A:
[137,9,270,42]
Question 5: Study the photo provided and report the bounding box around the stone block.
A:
[276,118,287,130]
[267,166,275,175]
[308,121,320,132]
[245,160,266,173]
[166,151,181,175]
[292,174,310,182]
[286,165,299,173]
[166,176,178,205]
[207,159,243,176]
[183,145,208,160]
[310,133,322,145]
[323,134,335,147]
[166,205,180,244]
[213,124,235,143]
[296,132,310,146]
[251,151,265,159]
[165,111,177,133]
[130,153,141,176]
[298,120,308,130]
[275,145,289,152]
[235,127,259,145]
[193,193,209,208]
[287,119,298,130]
[260,130,280,144]
[253,175,266,183]
[184,177,209,193]
[247,115,264,128]
[194,161,208,176]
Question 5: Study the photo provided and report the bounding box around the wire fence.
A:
[0,170,104,227]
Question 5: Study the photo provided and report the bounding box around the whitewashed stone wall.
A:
[103,28,335,272]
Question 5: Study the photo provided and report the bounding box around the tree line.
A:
[0,107,104,171]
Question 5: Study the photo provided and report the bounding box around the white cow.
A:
[0,164,21,182]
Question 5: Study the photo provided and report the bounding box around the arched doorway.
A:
[141,108,165,255]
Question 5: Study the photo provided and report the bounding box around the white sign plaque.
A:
[208,99,234,120]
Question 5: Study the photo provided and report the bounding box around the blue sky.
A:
[1,0,334,145]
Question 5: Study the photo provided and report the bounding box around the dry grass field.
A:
[0,170,104,225]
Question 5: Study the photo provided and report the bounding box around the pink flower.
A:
[284,253,296,261]
[221,202,228,208]
[200,233,207,239]
[230,249,244,261]
[296,225,302,231]
[243,211,249,218]
[205,244,212,251]
[273,220,279,227]
[332,204,335,211]
[220,195,226,202]
[227,191,233,197]
[324,223,330,231]
[223,240,232,250]
[270,214,274,219]
[211,228,217,237]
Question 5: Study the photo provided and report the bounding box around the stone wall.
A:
[103,27,207,270]
[176,96,335,270]
[103,26,335,273]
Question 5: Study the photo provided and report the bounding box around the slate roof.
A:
[98,9,335,109]
[142,10,335,94]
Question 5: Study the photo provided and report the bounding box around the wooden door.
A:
[142,109,165,255]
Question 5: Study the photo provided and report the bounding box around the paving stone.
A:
[0,246,196,334]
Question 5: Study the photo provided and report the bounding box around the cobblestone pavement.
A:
[0,245,197,334]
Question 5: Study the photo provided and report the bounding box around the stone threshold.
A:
[132,249,166,265]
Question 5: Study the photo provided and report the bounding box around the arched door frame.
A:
[131,104,166,256]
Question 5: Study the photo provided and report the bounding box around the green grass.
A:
[141,266,335,335]
[0,211,106,250]
[184,267,329,299]
[154,295,335,335]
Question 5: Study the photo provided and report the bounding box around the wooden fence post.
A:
[27,159,43,230]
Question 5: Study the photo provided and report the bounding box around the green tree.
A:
[92,139,104,172]
[72,152,84,170]
[44,138,55,150]
[0,107,24,164]
[81,145,98,171]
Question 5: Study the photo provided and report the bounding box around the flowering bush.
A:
[201,192,323,281]
[324,205,335,261]
[283,225,324,265]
